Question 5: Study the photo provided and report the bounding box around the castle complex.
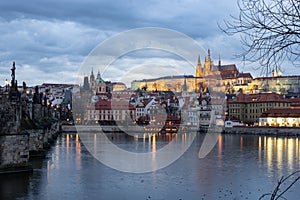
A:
[131,49,247,93]
[131,49,300,98]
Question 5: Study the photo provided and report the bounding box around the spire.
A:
[97,70,101,79]
[207,49,211,61]
[90,68,95,80]
[278,68,282,76]
[218,54,221,66]
[183,76,187,92]
[196,55,203,77]
[95,69,105,84]
[272,66,277,77]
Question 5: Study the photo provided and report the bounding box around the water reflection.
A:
[1,133,300,200]
[74,132,300,177]
[218,134,222,158]
[258,136,262,162]
[152,134,156,170]
[255,136,300,174]
[239,136,242,153]
[77,130,192,173]
[75,134,81,170]
[277,138,283,171]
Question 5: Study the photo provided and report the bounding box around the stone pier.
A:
[28,129,46,158]
[0,133,32,174]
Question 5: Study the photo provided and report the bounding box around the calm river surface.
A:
[1,132,300,200]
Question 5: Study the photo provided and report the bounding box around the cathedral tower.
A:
[196,55,203,77]
[203,49,213,76]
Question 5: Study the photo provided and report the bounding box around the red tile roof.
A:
[220,71,238,79]
[228,93,286,103]
[41,83,77,87]
[217,64,238,72]
[260,108,300,118]
[92,99,135,110]
[94,100,111,110]
[237,73,253,79]
[216,64,239,79]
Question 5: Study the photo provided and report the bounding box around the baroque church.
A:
[89,69,107,94]
[82,69,111,100]
[82,69,127,97]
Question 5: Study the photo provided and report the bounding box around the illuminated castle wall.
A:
[131,50,231,93]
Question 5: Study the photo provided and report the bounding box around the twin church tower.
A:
[196,49,221,77]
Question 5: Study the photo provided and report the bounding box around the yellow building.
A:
[112,82,127,91]
[131,75,199,93]
[227,93,300,125]
[131,50,236,93]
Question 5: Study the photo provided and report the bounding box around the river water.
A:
[1,132,300,200]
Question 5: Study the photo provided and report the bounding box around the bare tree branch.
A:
[259,170,300,200]
[219,0,300,73]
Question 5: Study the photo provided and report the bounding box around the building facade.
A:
[131,50,238,94]
[259,107,300,127]
[227,93,300,125]
[233,76,300,96]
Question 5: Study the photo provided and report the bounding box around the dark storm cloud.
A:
[0,0,140,29]
[0,0,237,35]
[3,0,284,86]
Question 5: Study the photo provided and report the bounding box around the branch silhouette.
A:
[220,0,300,71]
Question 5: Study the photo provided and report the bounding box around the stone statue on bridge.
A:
[11,61,16,88]
[9,62,20,99]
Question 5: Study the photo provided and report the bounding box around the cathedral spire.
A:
[196,55,203,77]
[207,49,211,61]
[218,54,221,66]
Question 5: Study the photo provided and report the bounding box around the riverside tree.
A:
[220,0,300,73]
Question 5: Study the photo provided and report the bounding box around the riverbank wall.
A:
[224,126,300,136]
[63,124,300,137]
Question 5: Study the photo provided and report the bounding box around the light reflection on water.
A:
[0,133,300,200]
[257,136,300,175]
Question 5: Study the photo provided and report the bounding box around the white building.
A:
[259,107,300,127]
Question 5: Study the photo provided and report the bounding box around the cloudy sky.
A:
[0,0,299,87]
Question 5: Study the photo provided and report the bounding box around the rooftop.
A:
[227,93,300,103]
[260,108,300,118]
